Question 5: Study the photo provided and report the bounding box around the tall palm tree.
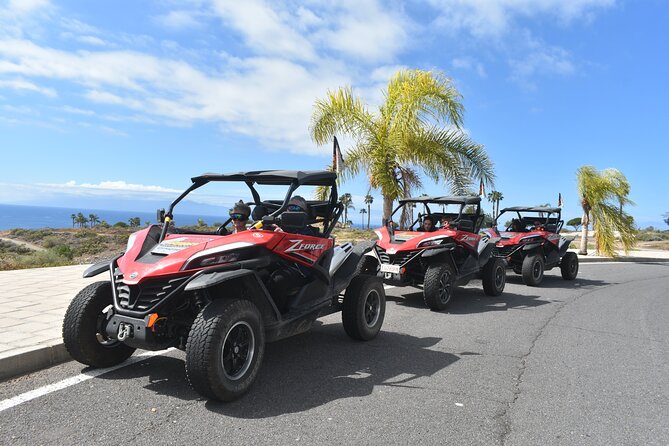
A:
[360,208,367,227]
[577,166,636,256]
[487,190,504,219]
[70,213,76,228]
[88,214,99,228]
[76,212,88,228]
[364,194,373,229]
[310,69,494,221]
[340,193,355,226]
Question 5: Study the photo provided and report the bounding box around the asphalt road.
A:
[1,262,668,445]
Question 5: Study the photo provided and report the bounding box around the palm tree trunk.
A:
[367,204,371,229]
[579,212,589,255]
[382,196,394,224]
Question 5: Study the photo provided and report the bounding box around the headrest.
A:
[252,205,268,221]
[456,219,474,232]
[281,211,308,230]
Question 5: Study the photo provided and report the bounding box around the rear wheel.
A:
[62,281,136,367]
[185,299,265,401]
[423,263,456,311]
[560,252,579,280]
[482,258,506,296]
[522,254,544,286]
[343,276,386,340]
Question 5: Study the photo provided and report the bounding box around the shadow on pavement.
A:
[388,286,549,314]
[504,274,611,289]
[208,326,457,418]
[94,325,458,417]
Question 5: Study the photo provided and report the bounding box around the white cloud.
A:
[316,1,409,62]
[429,0,615,38]
[7,0,50,15]
[0,78,56,96]
[211,0,317,62]
[62,105,95,115]
[45,180,181,194]
[452,57,487,78]
[76,35,106,46]
[509,46,575,84]
[155,10,203,30]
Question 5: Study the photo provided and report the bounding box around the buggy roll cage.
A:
[159,170,341,242]
[494,206,563,233]
[390,196,483,232]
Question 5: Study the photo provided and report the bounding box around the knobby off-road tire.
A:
[482,257,506,296]
[522,254,545,286]
[62,281,136,368]
[423,263,456,311]
[185,299,265,401]
[560,252,579,280]
[354,256,379,276]
[342,275,386,341]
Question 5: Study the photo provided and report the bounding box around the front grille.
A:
[495,245,522,257]
[114,269,188,311]
[375,246,421,266]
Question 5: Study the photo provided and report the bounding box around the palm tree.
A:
[487,190,504,219]
[360,208,367,227]
[88,214,99,228]
[576,166,636,256]
[364,194,373,229]
[76,212,88,228]
[310,69,494,221]
[70,213,76,228]
[340,193,355,226]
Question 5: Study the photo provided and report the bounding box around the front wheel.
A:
[185,299,265,401]
[343,276,386,341]
[482,258,506,296]
[62,281,136,367]
[423,263,456,311]
[560,252,579,280]
[522,254,545,286]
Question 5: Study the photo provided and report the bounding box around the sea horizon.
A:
[0,203,372,231]
[0,203,227,230]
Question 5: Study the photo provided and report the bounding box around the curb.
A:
[0,343,69,382]
[577,256,669,263]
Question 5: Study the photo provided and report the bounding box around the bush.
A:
[113,222,129,228]
[52,245,75,260]
[636,232,669,242]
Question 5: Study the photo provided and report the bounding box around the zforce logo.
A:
[458,234,478,243]
[285,239,326,253]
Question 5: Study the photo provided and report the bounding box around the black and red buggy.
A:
[358,196,506,311]
[492,206,578,286]
[63,170,386,401]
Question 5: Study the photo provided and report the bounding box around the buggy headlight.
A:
[417,236,447,248]
[181,242,253,270]
[125,233,137,253]
[520,236,542,244]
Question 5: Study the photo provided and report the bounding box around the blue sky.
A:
[0,0,667,227]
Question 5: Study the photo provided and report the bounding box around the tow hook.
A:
[117,323,132,341]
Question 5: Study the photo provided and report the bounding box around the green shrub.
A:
[52,245,75,260]
[113,222,129,228]
[0,240,32,255]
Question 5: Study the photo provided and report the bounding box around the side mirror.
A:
[156,208,166,223]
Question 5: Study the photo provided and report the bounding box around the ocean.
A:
[0,204,226,230]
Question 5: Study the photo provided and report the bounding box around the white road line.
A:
[383,285,395,290]
[0,348,174,413]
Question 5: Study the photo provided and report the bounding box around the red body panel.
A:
[117,226,333,285]
[374,226,479,253]
[495,229,559,248]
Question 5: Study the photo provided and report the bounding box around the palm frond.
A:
[309,87,374,145]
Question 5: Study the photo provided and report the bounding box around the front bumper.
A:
[105,313,171,351]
